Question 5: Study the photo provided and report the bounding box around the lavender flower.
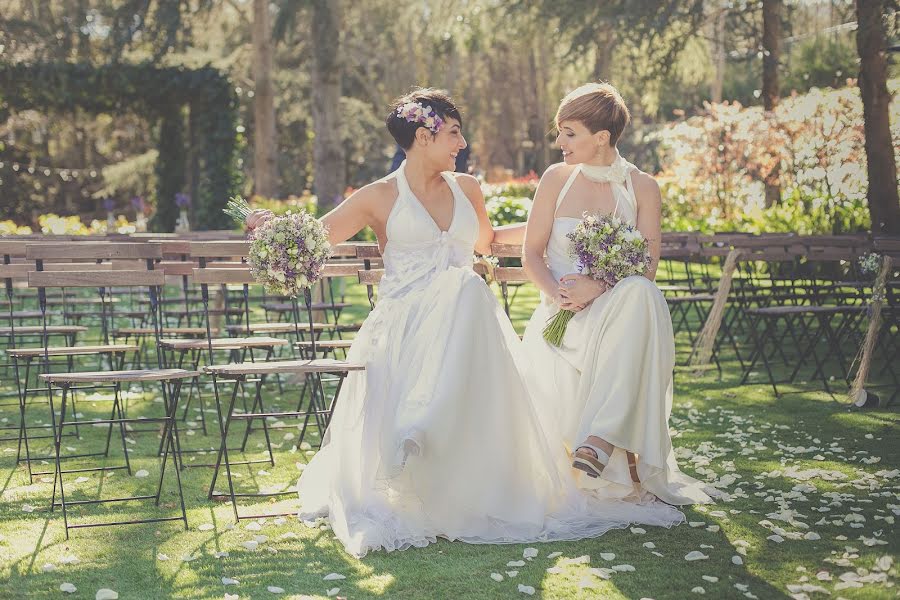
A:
[102,197,115,212]
[131,196,145,211]
[175,193,191,209]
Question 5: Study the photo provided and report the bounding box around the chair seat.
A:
[261,301,352,312]
[746,304,866,316]
[666,293,717,303]
[41,368,201,384]
[159,336,288,351]
[204,358,365,377]
[8,344,139,358]
[114,327,217,336]
[226,322,360,334]
[294,339,354,350]
[0,325,88,335]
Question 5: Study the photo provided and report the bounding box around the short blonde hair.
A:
[555,83,630,147]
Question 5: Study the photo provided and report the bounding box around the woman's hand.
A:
[558,274,608,309]
[246,209,273,231]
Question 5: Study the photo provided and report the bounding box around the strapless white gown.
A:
[296,161,686,557]
[521,162,717,505]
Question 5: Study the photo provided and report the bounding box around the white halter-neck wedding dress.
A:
[521,158,717,505]
[296,161,685,557]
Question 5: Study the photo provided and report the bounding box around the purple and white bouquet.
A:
[224,197,331,297]
[543,213,651,346]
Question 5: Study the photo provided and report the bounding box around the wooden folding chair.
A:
[28,248,197,538]
[197,263,364,521]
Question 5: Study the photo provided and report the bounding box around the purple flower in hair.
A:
[175,193,191,208]
[131,196,145,211]
[102,197,115,212]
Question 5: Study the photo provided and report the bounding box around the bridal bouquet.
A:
[224,196,331,297]
[543,213,651,346]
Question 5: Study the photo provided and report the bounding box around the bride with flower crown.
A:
[247,88,685,557]
[521,83,716,505]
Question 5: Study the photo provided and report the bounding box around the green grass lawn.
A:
[0,281,897,599]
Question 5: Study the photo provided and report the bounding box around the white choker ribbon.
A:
[580,154,629,185]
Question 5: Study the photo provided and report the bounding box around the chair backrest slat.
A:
[29,269,165,288]
[191,267,256,285]
[189,241,249,258]
[26,242,162,260]
[494,266,528,283]
[489,243,523,258]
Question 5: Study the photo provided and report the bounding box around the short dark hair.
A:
[386,88,462,150]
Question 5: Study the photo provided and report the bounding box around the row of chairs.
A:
[1,232,897,539]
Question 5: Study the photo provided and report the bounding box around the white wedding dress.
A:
[521,159,716,505]
[297,162,685,557]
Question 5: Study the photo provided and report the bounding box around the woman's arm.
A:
[523,165,577,308]
[319,183,381,246]
[632,172,663,281]
[246,183,380,247]
[492,223,527,245]
[456,175,497,255]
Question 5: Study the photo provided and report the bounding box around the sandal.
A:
[572,443,610,478]
[626,450,640,483]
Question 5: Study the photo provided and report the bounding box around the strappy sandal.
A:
[626,451,640,483]
[572,443,610,479]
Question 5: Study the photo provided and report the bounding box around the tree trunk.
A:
[709,2,726,103]
[762,0,782,207]
[856,0,900,234]
[310,0,345,214]
[592,27,617,82]
[252,0,278,198]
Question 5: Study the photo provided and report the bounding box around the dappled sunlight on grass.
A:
[0,279,896,598]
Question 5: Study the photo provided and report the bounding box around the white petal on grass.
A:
[134,469,149,478]
[156,553,170,561]
[41,563,56,572]
[631,527,646,534]
[490,573,504,582]
[803,532,820,540]
[245,522,262,531]
[612,564,635,572]
[875,555,893,572]
[242,541,259,551]
[215,551,229,559]
[95,590,119,600]
[517,584,536,595]
[546,551,562,559]
[507,560,526,567]
[267,586,285,593]
[224,595,239,600]
[323,573,346,581]
[326,588,340,597]
[685,551,709,561]
[600,553,616,561]
[702,576,719,583]
[523,547,538,559]
[546,567,563,574]
[181,554,197,562]
[732,555,744,565]
[222,577,240,585]
[692,587,705,594]
[21,504,35,513]
[198,523,215,531]
[563,555,591,565]
[60,583,77,593]
[60,555,79,565]
[643,542,656,549]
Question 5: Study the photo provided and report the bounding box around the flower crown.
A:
[396,101,444,134]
